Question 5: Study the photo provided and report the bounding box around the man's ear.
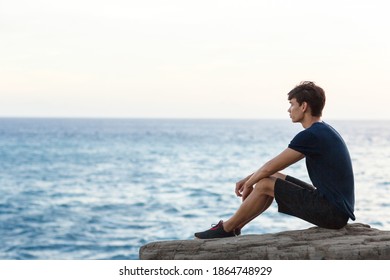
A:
[301,102,312,114]
[301,101,308,112]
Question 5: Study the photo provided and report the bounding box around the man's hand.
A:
[235,176,254,201]
[241,184,254,201]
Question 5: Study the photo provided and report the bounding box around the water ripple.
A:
[1,118,390,259]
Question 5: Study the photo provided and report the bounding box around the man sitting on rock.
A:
[195,81,355,239]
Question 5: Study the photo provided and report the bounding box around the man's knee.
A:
[271,172,287,180]
[254,178,276,197]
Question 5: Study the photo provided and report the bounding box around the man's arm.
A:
[236,148,304,197]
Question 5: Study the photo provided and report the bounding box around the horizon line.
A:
[0,116,389,121]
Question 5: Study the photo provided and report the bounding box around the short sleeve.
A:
[288,130,319,156]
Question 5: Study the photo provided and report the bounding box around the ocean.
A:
[1,118,389,260]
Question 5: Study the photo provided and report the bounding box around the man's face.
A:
[288,98,305,123]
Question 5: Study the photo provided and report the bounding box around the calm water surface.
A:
[0,118,389,259]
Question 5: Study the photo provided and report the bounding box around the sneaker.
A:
[194,220,236,239]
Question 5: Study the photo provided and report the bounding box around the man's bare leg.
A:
[223,172,286,232]
[222,177,276,232]
[233,196,274,231]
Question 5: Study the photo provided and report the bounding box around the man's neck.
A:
[301,116,322,129]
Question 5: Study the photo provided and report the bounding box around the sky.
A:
[0,0,389,119]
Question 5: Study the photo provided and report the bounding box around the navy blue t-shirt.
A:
[288,122,355,220]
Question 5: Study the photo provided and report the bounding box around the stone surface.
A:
[139,223,390,260]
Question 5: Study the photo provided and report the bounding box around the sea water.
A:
[1,118,389,259]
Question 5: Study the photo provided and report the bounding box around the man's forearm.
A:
[246,161,276,187]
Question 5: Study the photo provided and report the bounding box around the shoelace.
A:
[210,222,221,229]
[210,221,241,236]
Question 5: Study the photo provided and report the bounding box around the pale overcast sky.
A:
[0,0,389,119]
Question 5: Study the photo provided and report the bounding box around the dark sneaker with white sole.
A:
[194,220,237,239]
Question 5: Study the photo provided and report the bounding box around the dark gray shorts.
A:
[274,176,348,229]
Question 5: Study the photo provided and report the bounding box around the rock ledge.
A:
[139,223,390,260]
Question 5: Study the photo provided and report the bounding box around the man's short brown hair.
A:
[287,81,326,117]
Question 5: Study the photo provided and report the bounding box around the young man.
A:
[195,81,355,239]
